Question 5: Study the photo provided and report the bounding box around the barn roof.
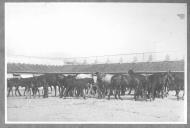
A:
[7,60,184,74]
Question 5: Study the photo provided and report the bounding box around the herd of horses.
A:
[7,70,184,101]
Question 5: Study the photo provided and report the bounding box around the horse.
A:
[7,78,22,97]
[87,74,98,97]
[95,72,124,100]
[60,75,93,99]
[95,72,114,99]
[147,73,166,101]
[120,74,137,96]
[42,74,62,96]
[127,70,148,101]
[108,74,123,100]
[165,71,184,100]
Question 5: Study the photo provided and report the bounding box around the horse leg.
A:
[7,87,12,97]
[175,89,178,96]
[7,88,10,97]
[25,87,29,99]
[25,90,28,99]
[87,85,92,96]
[41,87,44,95]
[14,86,18,96]
[24,87,27,96]
[134,91,137,101]
[71,88,75,97]
[149,88,154,101]
[25,87,27,99]
[17,87,21,96]
[176,90,179,100]
[54,85,57,96]
[29,88,31,99]
[11,87,14,96]
[58,86,61,94]
[15,86,20,96]
[182,90,184,100]
[175,85,180,100]
[118,89,123,100]
[34,87,37,98]
[82,88,86,99]
[73,88,76,97]
[29,88,31,98]
[59,86,64,98]
[63,88,70,99]
[32,88,35,98]
[45,85,49,98]
[93,86,97,96]
[167,85,170,96]
[69,88,73,97]
[153,91,156,100]
[15,87,21,96]
[143,89,148,101]
[34,88,37,97]
[79,88,82,97]
[150,93,152,101]
[49,85,52,94]
[166,84,170,96]
[35,88,39,97]
[37,88,40,97]
[77,88,80,97]
[114,89,118,99]
[107,88,111,100]
[161,89,164,99]
[31,88,34,96]
[128,87,132,95]
[97,87,101,99]
[97,86,103,99]
[116,90,119,100]
[102,88,106,98]
[17,87,22,96]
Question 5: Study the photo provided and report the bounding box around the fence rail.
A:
[7,51,185,65]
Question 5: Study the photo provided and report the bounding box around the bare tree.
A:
[106,58,110,63]
[94,58,98,64]
[148,55,153,62]
[119,57,123,63]
[133,56,137,63]
[83,59,87,64]
[165,54,170,61]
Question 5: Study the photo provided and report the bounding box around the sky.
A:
[5,3,187,64]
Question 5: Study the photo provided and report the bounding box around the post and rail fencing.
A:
[7,51,185,66]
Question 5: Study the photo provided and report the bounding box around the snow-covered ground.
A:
[6,91,185,123]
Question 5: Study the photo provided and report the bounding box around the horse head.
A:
[128,69,135,75]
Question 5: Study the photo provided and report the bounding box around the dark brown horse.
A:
[108,74,123,100]
[120,74,137,96]
[60,75,93,99]
[147,73,166,101]
[127,70,148,101]
[7,78,22,96]
[165,71,184,100]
